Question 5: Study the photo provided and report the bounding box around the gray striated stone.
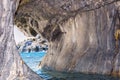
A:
[15,0,120,77]
[0,0,42,80]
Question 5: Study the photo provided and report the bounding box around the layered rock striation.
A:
[15,0,120,76]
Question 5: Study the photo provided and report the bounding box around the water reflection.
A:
[38,70,120,80]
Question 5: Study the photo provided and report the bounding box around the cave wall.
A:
[0,0,42,80]
[15,0,120,76]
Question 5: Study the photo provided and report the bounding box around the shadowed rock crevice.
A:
[15,0,120,77]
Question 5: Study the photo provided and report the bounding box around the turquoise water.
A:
[20,51,51,79]
[20,52,120,80]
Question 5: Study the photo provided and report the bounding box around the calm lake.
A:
[20,52,120,80]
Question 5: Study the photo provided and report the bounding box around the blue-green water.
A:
[20,52,120,80]
[20,51,51,79]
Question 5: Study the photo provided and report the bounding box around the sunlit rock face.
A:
[17,36,48,53]
[15,0,120,76]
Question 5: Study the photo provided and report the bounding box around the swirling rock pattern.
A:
[15,0,120,77]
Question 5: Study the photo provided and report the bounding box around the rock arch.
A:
[15,0,120,77]
[0,0,120,80]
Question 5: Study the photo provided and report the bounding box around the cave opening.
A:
[14,0,49,78]
[14,24,49,78]
[12,0,120,80]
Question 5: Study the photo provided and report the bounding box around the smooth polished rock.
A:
[15,0,120,77]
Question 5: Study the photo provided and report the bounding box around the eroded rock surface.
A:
[0,0,42,80]
[15,0,120,76]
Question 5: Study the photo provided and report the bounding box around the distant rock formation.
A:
[17,34,48,53]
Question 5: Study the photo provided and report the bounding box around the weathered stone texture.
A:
[15,0,120,77]
[0,0,42,80]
